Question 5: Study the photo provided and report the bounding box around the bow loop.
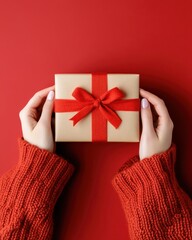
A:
[101,87,125,104]
[72,87,95,102]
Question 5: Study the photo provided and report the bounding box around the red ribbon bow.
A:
[54,87,140,129]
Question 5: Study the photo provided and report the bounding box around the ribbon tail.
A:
[99,105,122,129]
[72,87,95,102]
[70,105,94,126]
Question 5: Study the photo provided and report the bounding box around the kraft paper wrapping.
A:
[55,74,140,142]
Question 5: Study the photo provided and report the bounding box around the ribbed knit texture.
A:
[1,141,192,240]
[112,145,192,240]
[0,138,74,240]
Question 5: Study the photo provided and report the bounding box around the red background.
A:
[0,0,192,239]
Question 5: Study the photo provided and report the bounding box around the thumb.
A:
[40,91,55,124]
[141,98,155,135]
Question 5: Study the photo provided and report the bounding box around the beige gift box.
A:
[55,73,140,142]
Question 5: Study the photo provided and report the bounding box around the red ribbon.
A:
[54,74,140,142]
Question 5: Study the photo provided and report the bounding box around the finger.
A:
[140,89,171,126]
[140,98,156,136]
[25,85,55,110]
[39,90,55,124]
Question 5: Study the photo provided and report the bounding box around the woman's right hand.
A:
[19,86,55,153]
[139,89,174,160]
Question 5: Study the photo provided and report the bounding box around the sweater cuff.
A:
[15,138,74,209]
[112,144,176,199]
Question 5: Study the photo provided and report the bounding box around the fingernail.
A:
[141,98,149,108]
[47,91,54,101]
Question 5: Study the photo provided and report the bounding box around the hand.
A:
[139,89,174,160]
[19,86,55,153]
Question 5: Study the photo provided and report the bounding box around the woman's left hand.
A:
[19,86,55,152]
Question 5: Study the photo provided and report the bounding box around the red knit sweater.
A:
[0,139,191,239]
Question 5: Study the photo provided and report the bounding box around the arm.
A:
[0,86,74,240]
[0,138,74,240]
[112,145,192,239]
[112,89,192,239]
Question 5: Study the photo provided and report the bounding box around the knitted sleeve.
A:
[0,138,74,240]
[112,145,192,240]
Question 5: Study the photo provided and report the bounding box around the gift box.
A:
[54,73,140,142]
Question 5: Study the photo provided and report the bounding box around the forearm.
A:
[0,138,74,240]
[112,145,192,240]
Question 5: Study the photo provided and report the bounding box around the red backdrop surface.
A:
[0,0,192,239]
